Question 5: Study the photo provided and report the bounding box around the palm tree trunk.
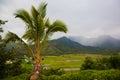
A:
[30,40,41,80]
[30,60,41,80]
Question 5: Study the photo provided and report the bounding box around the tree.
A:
[4,2,68,80]
[0,19,8,39]
[109,55,120,69]
[81,57,95,70]
[0,19,25,78]
[0,19,8,26]
[0,45,25,78]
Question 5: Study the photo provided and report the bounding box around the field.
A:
[40,54,109,70]
[23,54,108,72]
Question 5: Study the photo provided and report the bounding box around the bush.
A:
[109,55,120,69]
[94,58,110,70]
[39,70,120,80]
[81,57,95,70]
[2,73,29,80]
[81,55,120,70]
[6,60,26,76]
[41,68,65,76]
[3,70,120,80]
[0,45,26,79]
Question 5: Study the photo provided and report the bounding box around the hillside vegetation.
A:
[42,37,120,55]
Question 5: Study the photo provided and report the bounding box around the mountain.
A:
[42,36,120,55]
[42,37,84,55]
[69,35,120,48]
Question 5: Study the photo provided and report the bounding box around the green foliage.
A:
[2,73,29,80]
[13,2,68,46]
[3,60,25,77]
[0,19,7,39]
[81,55,120,70]
[3,70,120,80]
[0,19,8,26]
[94,58,111,70]
[41,68,65,76]
[81,57,95,70]
[38,70,120,80]
[0,44,25,79]
[109,55,120,69]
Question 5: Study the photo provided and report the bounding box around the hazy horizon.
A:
[0,0,120,39]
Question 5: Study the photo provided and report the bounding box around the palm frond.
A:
[22,29,36,43]
[41,20,68,43]
[14,9,33,29]
[37,15,44,37]
[38,2,47,18]
[47,20,68,34]
[45,18,51,27]
[4,31,35,58]
[31,5,39,20]
[4,31,21,43]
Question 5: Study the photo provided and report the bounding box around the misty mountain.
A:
[69,35,120,48]
[43,37,85,55]
[42,36,120,55]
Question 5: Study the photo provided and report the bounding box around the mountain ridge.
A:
[42,36,120,55]
[69,35,120,48]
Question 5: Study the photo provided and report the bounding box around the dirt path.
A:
[64,68,80,71]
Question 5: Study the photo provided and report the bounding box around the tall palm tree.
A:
[4,2,67,80]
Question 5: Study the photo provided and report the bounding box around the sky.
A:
[0,0,120,39]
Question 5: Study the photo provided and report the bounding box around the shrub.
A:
[81,57,95,70]
[41,68,65,76]
[2,73,29,80]
[94,58,110,70]
[0,45,26,78]
[3,70,120,80]
[109,55,120,69]
[39,70,120,80]
[81,55,120,70]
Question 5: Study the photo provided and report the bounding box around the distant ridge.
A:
[69,35,120,48]
[41,36,120,55]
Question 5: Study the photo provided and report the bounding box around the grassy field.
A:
[22,53,109,72]
[41,54,108,68]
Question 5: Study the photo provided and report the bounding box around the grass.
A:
[41,54,84,68]
[21,53,110,73]
[41,54,108,68]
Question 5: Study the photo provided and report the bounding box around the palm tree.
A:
[4,2,67,80]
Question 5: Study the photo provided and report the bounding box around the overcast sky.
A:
[0,0,120,39]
